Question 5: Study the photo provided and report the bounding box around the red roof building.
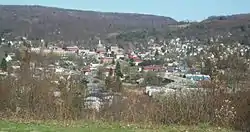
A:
[101,57,114,64]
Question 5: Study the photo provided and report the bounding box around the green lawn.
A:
[0,120,233,132]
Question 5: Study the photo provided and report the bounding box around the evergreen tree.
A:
[155,49,159,57]
[1,58,7,72]
[111,51,115,57]
[114,62,123,92]
[105,76,111,90]
[114,76,122,92]
[115,61,123,78]
[129,58,135,66]
[112,58,115,65]
[246,50,250,59]
[161,47,166,53]
[105,68,113,91]
[108,68,113,76]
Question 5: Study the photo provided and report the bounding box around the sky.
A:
[1,0,250,21]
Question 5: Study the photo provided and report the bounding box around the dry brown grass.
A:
[0,69,249,131]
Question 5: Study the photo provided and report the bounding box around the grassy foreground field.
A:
[0,120,233,132]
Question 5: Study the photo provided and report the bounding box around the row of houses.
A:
[144,72,211,98]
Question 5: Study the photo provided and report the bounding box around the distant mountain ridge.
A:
[0,5,177,41]
[182,13,250,42]
[204,13,250,22]
[1,5,250,47]
[115,13,250,48]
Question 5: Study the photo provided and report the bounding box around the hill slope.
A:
[116,13,250,47]
[174,13,250,44]
[0,5,177,41]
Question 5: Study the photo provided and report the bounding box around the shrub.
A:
[231,90,250,131]
[0,65,249,131]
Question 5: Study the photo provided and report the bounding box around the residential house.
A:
[185,74,211,81]
[64,46,79,53]
[116,53,125,60]
[101,57,114,64]
[110,45,119,53]
[128,53,143,66]
[90,63,102,70]
[143,65,164,72]
[52,48,66,56]
[134,58,143,66]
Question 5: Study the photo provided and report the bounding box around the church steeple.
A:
[97,40,104,48]
[96,39,106,53]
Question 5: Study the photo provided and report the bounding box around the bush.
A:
[0,67,249,131]
[100,86,250,131]
[231,90,250,131]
